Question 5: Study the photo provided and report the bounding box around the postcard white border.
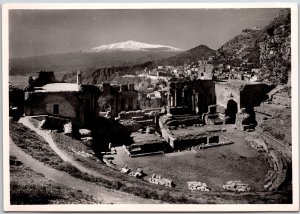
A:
[2,3,299,212]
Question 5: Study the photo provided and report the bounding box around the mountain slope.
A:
[61,45,217,85]
[9,41,181,76]
[215,27,262,67]
[258,9,291,84]
[214,9,291,84]
[152,44,216,66]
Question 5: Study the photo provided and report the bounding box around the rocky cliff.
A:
[216,27,262,67]
[215,9,291,84]
[258,9,291,84]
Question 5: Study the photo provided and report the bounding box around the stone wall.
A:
[24,92,79,119]
[167,79,216,115]
[215,82,241,109]
[216,81,271,110]
[99,83,139,117]
[118,108,161,120]
[24,91,98,127]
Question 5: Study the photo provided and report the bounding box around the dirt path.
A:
[19,117,112,179]
[10,137,160,204]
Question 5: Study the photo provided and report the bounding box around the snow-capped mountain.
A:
[84,40,182,52]
[10,40,182,76]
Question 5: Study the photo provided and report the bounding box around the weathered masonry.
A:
[24,71,99,127]
[101,82,139,117]
[215,80,272,126]
[215,80,271,113]
[24,71,140,126]
[167,78,216,116]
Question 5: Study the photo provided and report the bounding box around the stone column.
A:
[169,92,173,107]
[194,92,199,114]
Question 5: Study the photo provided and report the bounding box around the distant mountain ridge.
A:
[84,40,182,52]
[9,40,182,76]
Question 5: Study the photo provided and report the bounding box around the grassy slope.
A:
[256,105,291,146]
[10,155,100,204]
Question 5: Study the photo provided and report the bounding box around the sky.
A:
[9,8,282,58]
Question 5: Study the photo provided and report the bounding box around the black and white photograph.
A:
[3,3,299,212]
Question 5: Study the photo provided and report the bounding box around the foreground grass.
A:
[10,155,100,204]
[10,120,63,166]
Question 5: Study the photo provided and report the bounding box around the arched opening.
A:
[225,99,238,124]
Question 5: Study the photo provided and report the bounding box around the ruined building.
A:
[23,71,139,126]
[165,78,272,128]
[24,71,99,127]
[197,60,214,80]
[159,78,272,150]
[215,80,272,127]
[167,78,216,116]
[100,82,139,117]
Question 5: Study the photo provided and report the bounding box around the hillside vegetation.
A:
[258,9,291,84]
[215,9,291,84]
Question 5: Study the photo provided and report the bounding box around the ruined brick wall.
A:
[215,82,241,110]
[167,79,216,115]
[194,80,216,114]
[216,81,271,111]
[99,83,139,117]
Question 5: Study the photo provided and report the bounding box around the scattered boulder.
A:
[39,119,46,129]
[223,181,250,192]
[64,122,73,136]
[187,181,210,191]
[81,137,93,146]
[79,129,91,137]
[148,174,174,187]
[146,126,155,134]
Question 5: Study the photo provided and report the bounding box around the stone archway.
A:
[225,99,238,124]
